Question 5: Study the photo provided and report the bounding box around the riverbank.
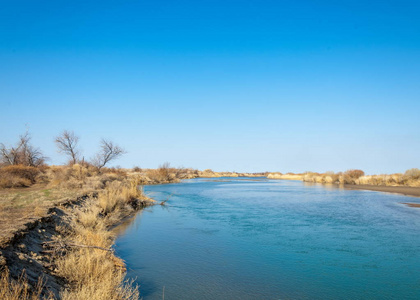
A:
[0,164,189,299]
[0,176,155,299]
[342,184,420,198]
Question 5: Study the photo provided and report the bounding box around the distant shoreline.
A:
[342,184,420,199]
[267,173,420,201]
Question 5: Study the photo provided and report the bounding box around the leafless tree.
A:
[0,131,46,166]
[92,139,126,169]
[55,130,80,164]
[0,143,17,165]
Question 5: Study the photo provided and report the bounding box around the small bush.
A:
[132,166,142,172]
[145,163,173,182]
[344,169,365,179]
[404,168,420,180]
[0,165,41,188]
[0,165,40,182]
[0,177,32,188]
[101,167,127,177]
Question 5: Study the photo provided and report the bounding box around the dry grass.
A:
[145,163,173,183]
[98,177,148,214]
[267,173,305,180]
[144,164,198,183]
[302,168,420,187]
[54,177,150,300]
[0,165,41,188]
[0,267,53,300]
[0,186,81,247]
[57,248,139,300]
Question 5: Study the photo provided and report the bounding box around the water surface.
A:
[115,178,420,299]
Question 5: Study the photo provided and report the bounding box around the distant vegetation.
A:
[301,168,420,187]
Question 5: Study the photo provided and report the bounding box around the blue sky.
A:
[1,0,419,173]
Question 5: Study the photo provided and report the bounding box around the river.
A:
[115,178,420,299]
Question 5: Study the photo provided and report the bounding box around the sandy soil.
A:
[343,184,420,207]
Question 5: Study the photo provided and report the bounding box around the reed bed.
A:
[302,168,420,187]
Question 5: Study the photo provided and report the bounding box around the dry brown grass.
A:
[267,173,305,180]
[0,267,52,300]
[0,165,41,188]
[0,186,81,247]
[145,163,173,183]
[54,177,150,300]
[98,177,148,214]
[57,248,139,300]
[405,168,420,179]
[303,170,366,185]
[43,165,131,195]
[302,168,420,187]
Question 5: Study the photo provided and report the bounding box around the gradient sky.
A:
[1,0,419,174]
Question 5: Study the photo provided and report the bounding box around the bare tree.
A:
[0,143,17,165]
[22,142,46,167]
[0,131,46,166]
[0,132,27,165]
[55,130,80,164]
[92,139,126,169]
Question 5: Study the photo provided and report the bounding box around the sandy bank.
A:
[267,173,304,180]
[343,184,420,198]
[267,172,420,199]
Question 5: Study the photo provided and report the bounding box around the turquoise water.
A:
[115,178,420,300]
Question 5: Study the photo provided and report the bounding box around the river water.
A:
[115,178,420,300]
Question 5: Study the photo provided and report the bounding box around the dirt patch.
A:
[0,187,81,248]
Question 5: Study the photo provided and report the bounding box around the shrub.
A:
[0,131,46,167]
[404,168,420,180]
[0,165,40,182]
[344,169,365,179]
[0,177,32,188]
[145,163,175,183]
[101,167,127,177]
[132,166,142,172]
[0,165,41,188]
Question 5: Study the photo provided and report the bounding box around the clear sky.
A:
[1,0,419,174]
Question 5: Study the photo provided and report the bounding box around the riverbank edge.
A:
[342,184,420,198]
[0,184,156,299]
[268,177,420,199]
